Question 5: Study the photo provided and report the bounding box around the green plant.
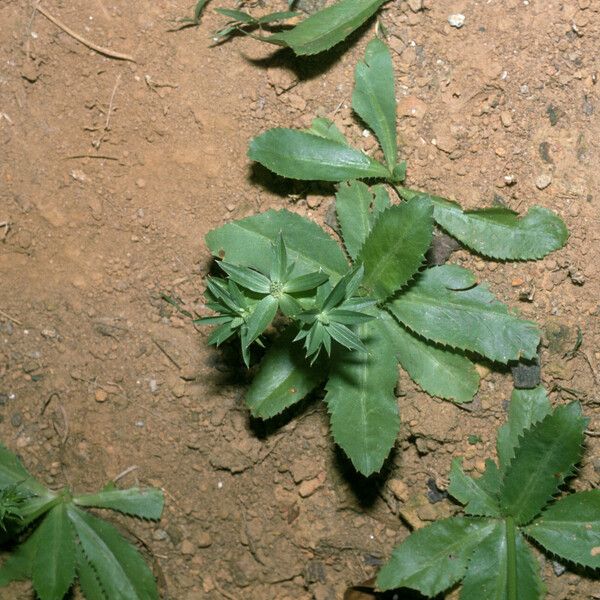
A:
[177,0,211,26]
[212,8,300,43]
[182,0,387,55]
[376,387,600,599]
[199,39,567,476]
[0,445,164,600]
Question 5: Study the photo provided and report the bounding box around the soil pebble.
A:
[535,173,553,190]
[511,360,541,389]
[448,14,466,28]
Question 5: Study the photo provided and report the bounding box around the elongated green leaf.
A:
[215,8,256,23]
[306,117,349,145]
[525,490,600,569]
[0,445,48,496]
[449,459,501,518]
[371,184,391,221]
[377,517,496,595]
[246,328,324,419]
[353,39,397,170]
[218,262,271,294]
[245,295,279,347]
[460,522,544,600]
[268,0,386,55]
[283,271,328,293]
[33,504,76,600]
[74,488,164,520]
[359,198,433,300]
[76,544,107,600]
[388,265,540,363]
[248,129,390,182]
[325,320,399,476]
[206,209,348,279]
[497,387,551,472]
[379,311,479,403]
[398,189,568,260]
[500,402,587,526]
[0,525,40,585]
[68,506,158,600]
[336,180,373,261]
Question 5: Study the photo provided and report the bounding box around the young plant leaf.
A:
[68,506,159,600]
[524,491,600,569]
[399,189,568,260]
[448,458,501,518]
[33,504,76,600]
[352,38,397,171]
[214,8,256,23]
[0,524,39,585]
[459,521,545,600]
[0,444,48,496]
[206,209,348,278]
[500,402,587,526]
[246,327,325,419]
[388,265,540,363]
[244,295,279,347]
[268,0,386,55]
[248,129,391,182]
[497,387,552,472]
[358,198,433,300]
[306,117,349,145]
[336,180,373,261]
[376,517,497,595]
[73,488,164,520]
[378,312,479,403]
[325,320,399,476]
[218,262,271,294]
[75,544,106,600]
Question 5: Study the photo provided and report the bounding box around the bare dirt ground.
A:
[1,1,599,598]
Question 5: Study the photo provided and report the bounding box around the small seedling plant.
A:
[0,445,164,600]
[376,387,600,599]
[181,0,388,55]
[199,38,568,476]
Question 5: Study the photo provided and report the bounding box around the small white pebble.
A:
[149,379,158,393]
[217,481,224,489]
[135,420,145,427]
[448,14,465,28]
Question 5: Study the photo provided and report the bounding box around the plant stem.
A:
[392,185,419,202]
[506,516,518,600]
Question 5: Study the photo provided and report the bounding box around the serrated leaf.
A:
[524,490,600,569]
[268,0,386,55]
[378,311,479,403]
[359,198,433,300]
[68,506,159,600]
[399,190,569,260]
[460,522,544,600]
[73,488,164,521]
[388,265,540,363]
[325,320,399,476]
[206,209,348,279]
[371,184,391,220]
[244,295,279,347]
[246,328,324,419]
[248,129,390,182]
[0,524,39,585]
[306,117,349,145]
[449,458,501,518]
[497,387,551,472]
[500,402,587,526]
[352,38,397,170]
[336,180,373,261]
[33,504,76,600]
[0,444,48,496]
[76,544,107,600]
[376,517,496,595]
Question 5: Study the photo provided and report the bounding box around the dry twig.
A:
[36,5,136,62]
